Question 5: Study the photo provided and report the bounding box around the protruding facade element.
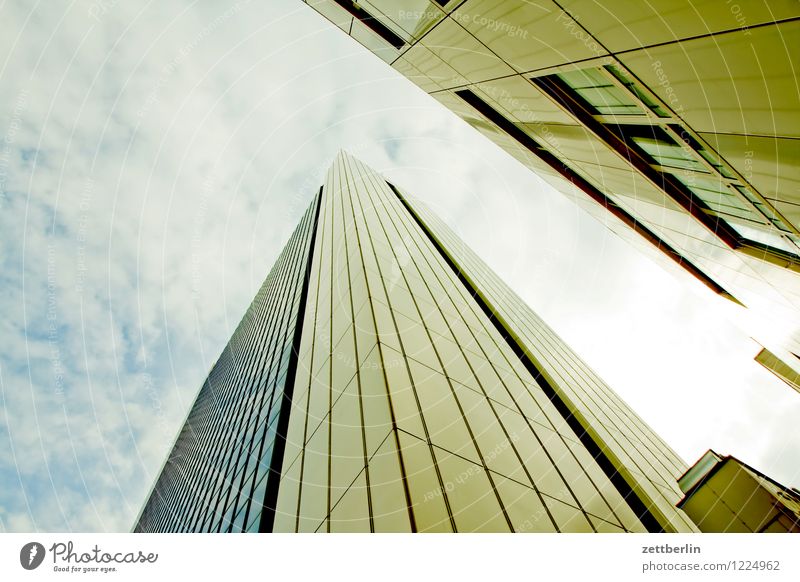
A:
[678,450,800,532]
[302,0,800,380]
[134,194,321,533]
[136,152,697,532]
[755,347,800,394]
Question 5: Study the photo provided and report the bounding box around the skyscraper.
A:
[302,0,800,386]
[135,152,697,532]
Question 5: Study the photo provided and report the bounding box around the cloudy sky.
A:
[1,0,798,532]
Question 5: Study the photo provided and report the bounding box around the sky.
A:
[0,0,798,532]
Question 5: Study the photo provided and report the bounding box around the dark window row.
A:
[532,67,800,267]
[453,88,740,304]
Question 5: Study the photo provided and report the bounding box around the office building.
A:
[678,450,800,532]
[303,0,800,385]
[135,152,697,532]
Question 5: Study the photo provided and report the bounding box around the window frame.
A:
[531,65,800,268]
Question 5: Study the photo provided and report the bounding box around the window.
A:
[533,66,800,264]
[557,67,646,117]
[629,128,706,173]
[333,0,406,49]
[729,221,800,256]
[616,124,800,260]
[605,65,670,117]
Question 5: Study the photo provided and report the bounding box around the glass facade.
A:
[135,193,321,532]
[300,0,800,383]
[137,151,698,532]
